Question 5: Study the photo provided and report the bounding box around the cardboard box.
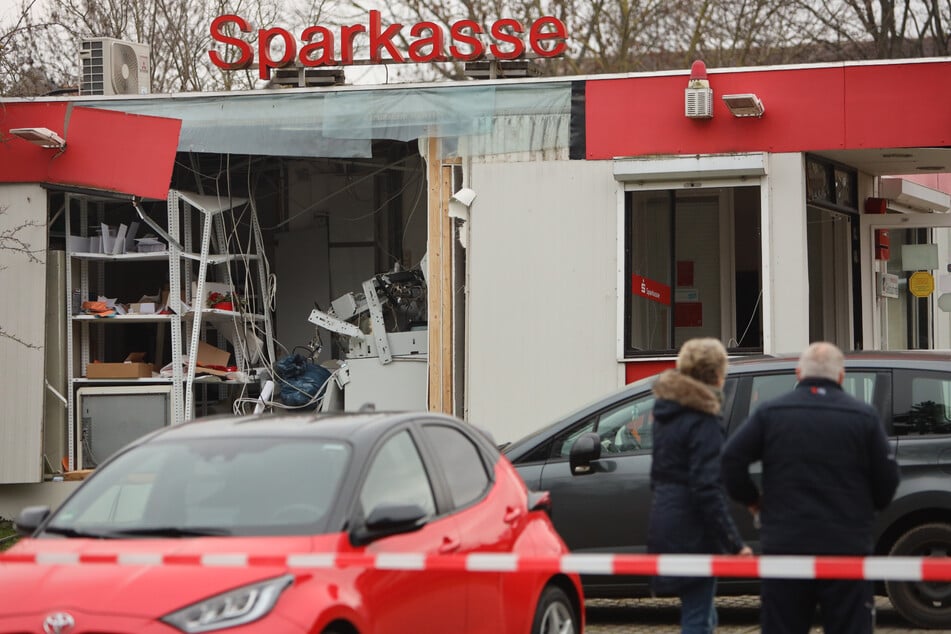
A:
[194,341,232,377]
[85,352,154,379]
[128,302,157,314]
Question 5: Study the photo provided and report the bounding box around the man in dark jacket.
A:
[648,337,751,634]
[721,341,900,634]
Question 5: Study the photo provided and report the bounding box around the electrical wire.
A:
[731,288,763,349]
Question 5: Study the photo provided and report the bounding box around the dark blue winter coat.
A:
[721,377,900,556]
[647,369,745,593]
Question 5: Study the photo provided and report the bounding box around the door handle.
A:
[439,536,461,553]
[503,507,523,524]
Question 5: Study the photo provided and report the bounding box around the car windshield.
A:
[45,436,351,537]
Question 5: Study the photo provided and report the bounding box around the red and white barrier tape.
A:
[2,552,951,582]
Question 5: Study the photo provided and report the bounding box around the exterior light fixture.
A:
[722,94,765,118]
[685,60,713,119]
[9,127,66,149]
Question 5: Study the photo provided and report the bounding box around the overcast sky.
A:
[0,0,39,25]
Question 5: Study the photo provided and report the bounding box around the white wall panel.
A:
[467,161,620,444]
[0,184,48,483]
[763,153,810,354]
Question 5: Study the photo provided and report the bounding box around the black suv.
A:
[503,351,951,629]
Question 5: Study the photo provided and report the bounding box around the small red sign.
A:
[675,302,703,327]
[632,274,671,306]
[676,260,694,287]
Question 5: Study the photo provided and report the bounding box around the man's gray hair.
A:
[797,341,845,382]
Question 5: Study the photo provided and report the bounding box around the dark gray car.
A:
[503,351,951,629]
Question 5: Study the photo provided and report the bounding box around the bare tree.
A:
[791,0,951,59]
[0,0,323,96]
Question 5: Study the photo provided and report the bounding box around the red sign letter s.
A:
[209,14,254,70]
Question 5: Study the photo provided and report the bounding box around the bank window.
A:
[624,187,762,356]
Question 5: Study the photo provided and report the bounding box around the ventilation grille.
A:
[685,88,713,119]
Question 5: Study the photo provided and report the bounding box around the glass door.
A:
[807,206,854,349]
[860,213,951,351]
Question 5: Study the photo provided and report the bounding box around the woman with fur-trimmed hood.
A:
[647,337,751,634]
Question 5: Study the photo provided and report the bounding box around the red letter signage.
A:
[208,14,568,72]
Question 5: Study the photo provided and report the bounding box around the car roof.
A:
[136,410,464,446]
[502,350,951,459]
[727,350,951,374]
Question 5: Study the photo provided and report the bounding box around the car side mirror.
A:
[569,432,602,475]
[14,505,51,535]
[349,503,428,546]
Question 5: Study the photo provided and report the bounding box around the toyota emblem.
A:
[42,612,75,634]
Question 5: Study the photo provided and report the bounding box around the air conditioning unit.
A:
[80,37,151,96]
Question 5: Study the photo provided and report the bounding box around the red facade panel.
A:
[1,104,181,200]
[586,61,951,160]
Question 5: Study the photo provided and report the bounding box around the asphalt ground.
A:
[584,596,934,633]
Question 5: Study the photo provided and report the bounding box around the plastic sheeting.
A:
[85,81,572,159]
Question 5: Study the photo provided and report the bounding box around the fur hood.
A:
[652,369,722,416]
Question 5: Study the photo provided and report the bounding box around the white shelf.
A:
[185,308,266,324]
[72,314,173,323]
[70,251,169,261]
[72,377,171,384]
[181,252,260,265]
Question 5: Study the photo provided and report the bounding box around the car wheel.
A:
[531,585,577,634]
[885,523,951,629]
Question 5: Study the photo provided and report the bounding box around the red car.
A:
[1,411,583,633]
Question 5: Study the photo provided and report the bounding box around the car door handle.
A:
[503,507,523,524]
[439,536,461,553]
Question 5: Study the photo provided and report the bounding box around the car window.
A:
[748,371,877,416]
[893,370,951,436]
[596,395,656,454]
[360,430,436,517]
[550,393,656,459]
[422,424,490,510]
[749,373,798,415]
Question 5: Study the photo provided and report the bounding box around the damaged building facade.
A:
[1,57,950,508]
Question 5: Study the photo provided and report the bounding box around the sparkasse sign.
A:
[210,11,568,80]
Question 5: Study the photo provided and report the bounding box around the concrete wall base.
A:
[0,482,81,520]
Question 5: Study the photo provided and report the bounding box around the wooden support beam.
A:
[426,137,454,414]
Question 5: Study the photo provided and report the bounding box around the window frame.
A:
[892,369,951,437]
[621,181,761,358]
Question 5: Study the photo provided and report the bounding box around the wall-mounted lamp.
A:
[722,94,765,118]
[9,127,66,149]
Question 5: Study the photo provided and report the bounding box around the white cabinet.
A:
[64,190,274,470]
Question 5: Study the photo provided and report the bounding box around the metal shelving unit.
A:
[64,190,275,470]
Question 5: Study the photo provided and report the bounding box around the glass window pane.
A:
[595,395,656,453]
[897,374,951,436]
[423,425,489,509]
[629,191,672,350]
[626,187,762,355]
[360,431,436,517]
[49,438,351,535]
[841,372,877,405]
[807,159,831,203]
[552,420,596,459]
[750,373,798,415]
